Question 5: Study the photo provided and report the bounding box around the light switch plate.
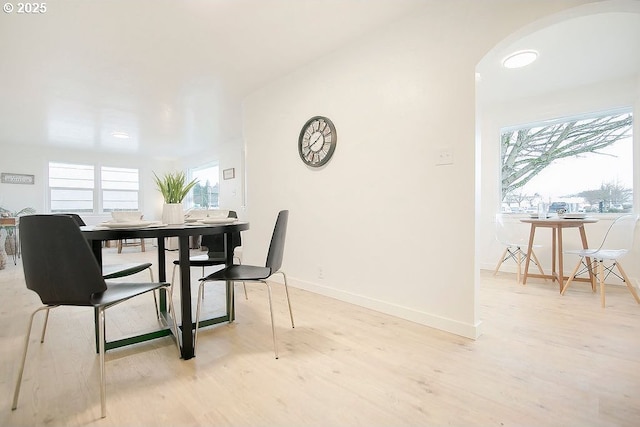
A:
[435,148,454,165]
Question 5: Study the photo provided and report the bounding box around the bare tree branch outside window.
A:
[500,112,632,203]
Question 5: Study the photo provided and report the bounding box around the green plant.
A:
[153,171,199,204]
[0,206,35,236]
[0,206,35,217]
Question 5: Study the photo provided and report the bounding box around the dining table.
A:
[81,220,249,360]
[520,216,598,292]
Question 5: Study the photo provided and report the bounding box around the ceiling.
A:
[0,0,427,158]
[1,1,639,159]
[477,10,640,105]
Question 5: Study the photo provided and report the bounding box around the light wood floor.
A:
[1,247,639,427]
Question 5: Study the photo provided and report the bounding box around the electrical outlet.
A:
[318,266,324,279]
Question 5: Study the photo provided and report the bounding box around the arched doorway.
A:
[475,0,640,282]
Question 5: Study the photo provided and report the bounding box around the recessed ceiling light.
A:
[502,50,538,69]
[111,131,130,139]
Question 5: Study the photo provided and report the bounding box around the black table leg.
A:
[224,232,235,322]
[178,235,194,359]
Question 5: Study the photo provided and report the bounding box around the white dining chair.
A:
[493,213,545,283]
[561,214,640,308]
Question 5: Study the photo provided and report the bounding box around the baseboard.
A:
[283,276,482,340]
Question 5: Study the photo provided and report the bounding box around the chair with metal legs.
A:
[194,210,293,358]
[562,214,640,308]
[60,213,160,318]
[171,210,247,299]
[12,214,179,419]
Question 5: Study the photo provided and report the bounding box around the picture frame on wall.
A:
[223,168,235,180]
[1,173,35,185]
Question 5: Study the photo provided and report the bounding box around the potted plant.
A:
[153,171,198,224]
[0,206,35,257]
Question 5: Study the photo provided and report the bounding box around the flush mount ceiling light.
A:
[111,131,130,139]
[502,50,538,69]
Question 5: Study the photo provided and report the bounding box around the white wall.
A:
[241,0,589,339]
[1,134,244,225]
[0,0,603,340]
[0,144,173,224]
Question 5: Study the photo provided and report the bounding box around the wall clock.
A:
[298,116,337,168]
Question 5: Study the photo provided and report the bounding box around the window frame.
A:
[47,161,141,214]
[498,107,634,215]
[187,162,220,209]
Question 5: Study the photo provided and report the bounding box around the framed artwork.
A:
[223,168,235,180]
[1,173,34,185]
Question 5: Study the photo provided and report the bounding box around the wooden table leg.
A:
[522,224,537,285]
[557,226,564,292]
[551,226,557,284]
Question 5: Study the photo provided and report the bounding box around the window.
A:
[188,164,219,209]
[101,166,139,212]
[500,109,633,214]
[48,162,139,213]
[49,162,94,213]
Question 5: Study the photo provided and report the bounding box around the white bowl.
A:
[111,211,143,222]
[205,209,229,219]
[184,209,208,220]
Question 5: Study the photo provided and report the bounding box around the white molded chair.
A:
[561,214,640,308]
[493,213,545,283]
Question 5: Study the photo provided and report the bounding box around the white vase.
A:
[162,203,184,225]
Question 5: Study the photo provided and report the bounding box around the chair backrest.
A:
[495,213,529,247]
[595,214,639,252]
[265,210,289,272]
[20,215,106,306]
[56,213,86,226]
[200,210,242,256]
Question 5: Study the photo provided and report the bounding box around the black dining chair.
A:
[171,210,247,299]
[12,214,179,419]
[60,213,160,318]
[194,210,293,358]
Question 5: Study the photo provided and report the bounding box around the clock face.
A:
[298,116,337,167]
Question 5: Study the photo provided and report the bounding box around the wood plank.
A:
[1,248,639,426]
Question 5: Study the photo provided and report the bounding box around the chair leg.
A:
[234,256,248,300]
[493,248,509,276]
[584,258,597,292]
[148,268,160,319]
[516,249,522,284]
[263,280,279,359]
[12,305,53,411]
[193,280,206,351]
[264,271,295,359]
[275,271,295,328]
[163,284,181,354]
[561,259,582,295]
[171,264,177,286]
[40,307,51,343]
[202,267,206,299]
[98,307,107,418]
[615,261,640,304]
[598,260,605,308]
